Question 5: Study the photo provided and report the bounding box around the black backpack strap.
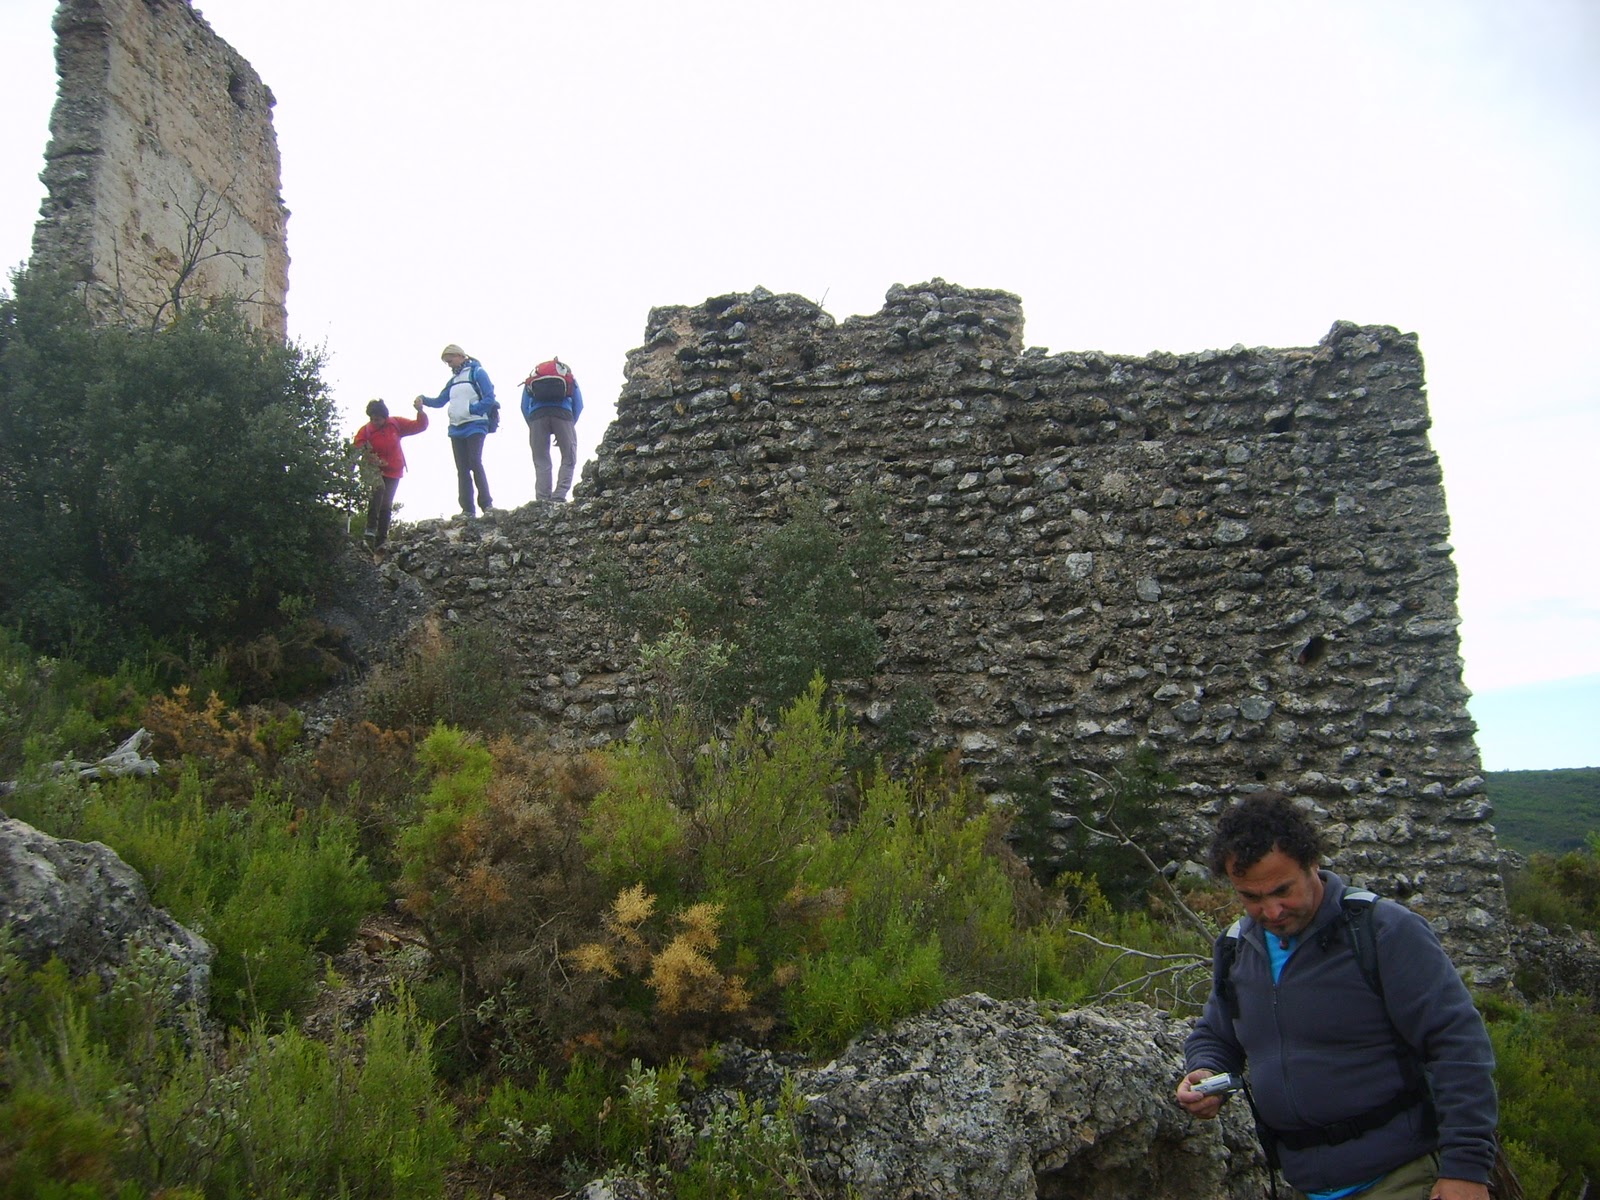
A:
[1267,1081,1432,1150]
[1213,918,1243,1022]
[1337,888,1383,997]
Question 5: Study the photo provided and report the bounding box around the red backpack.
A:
[524,357,574,404]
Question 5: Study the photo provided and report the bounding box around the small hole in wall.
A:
[227,70,248,109]
[1378,767,1394,778]
[1253,771,1266,781]
[1295,635,1328,668]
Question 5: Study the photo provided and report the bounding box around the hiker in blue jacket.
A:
[520,357,583,503]
[1178,793,1497,1200]
[418,343,498,518]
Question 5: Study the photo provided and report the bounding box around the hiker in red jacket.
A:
[352,398,428,549]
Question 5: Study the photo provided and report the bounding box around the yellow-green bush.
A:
[1482,992,1600,1198]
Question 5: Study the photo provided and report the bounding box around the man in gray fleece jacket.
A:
[1177,793,1497,1200]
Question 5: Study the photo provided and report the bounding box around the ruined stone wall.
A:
[381,280,1509,979]
[31,0,288,336]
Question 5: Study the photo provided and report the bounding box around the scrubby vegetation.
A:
[9,621,1598,1198]
[0,268,1595,1197]
[1487,767,1600,856]
[0,635,1217,1198]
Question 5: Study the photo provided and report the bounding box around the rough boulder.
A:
[690,994,1265,1200]
[0,816,213,1011]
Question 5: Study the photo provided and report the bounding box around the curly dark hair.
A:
[1207,792,1324,876]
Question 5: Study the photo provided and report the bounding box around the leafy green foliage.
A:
[0,627,162,780]
[473,1058,826,1200]
[472,1056,666,1182]
[1001,749,1180,920]
[395,726,612,1077]
[4,757,382,1027]
[1505,837,1600,936]
[0,935,459,1199]
[1486,767,1600,856]
[0,269,359,670]
[591,493,892,721]
[10,644,1600,1196]
[787,754,1045,1049]
[1482,993,1600,1199]
[579,680,1106,1056]
[225,995,461,1198]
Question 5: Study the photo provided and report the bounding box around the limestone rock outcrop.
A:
[1512,919,1600,1007]
[0,816,213,1011]
[795,995,1260,1200]
[597,995,1263,1200]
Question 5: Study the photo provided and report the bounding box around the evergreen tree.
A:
[0,269,358,667]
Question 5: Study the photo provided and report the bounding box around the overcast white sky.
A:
[1,0,1595,769]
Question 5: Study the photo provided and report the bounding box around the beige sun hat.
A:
[440,343,466,359]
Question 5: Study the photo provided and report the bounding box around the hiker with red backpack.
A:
[520,357,583,504]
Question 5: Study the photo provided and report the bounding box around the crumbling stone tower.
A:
[30,0,289,336]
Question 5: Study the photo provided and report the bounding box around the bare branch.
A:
[1071,766,1217,942]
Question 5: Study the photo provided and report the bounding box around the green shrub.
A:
[396,727,613,1076]
[362,618,521,735]
[0,270,358,671]
[1482,992,1600,1198]
[472,1056,660,1180]
[580,732,692,905]
[573,681,854,1053]
[591,493,892,721]
[472,1057,821,1200]
[784,757,1034,1049]
[0,629,162,781]
[1,932,459,1199]
[223,994,460,1198]
[0,1085,127,1200]
[1006,749,1176,906]
[289,719,421,880]
[785,924,946,1049]
[1505,836,1600,935]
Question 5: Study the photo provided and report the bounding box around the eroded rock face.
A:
[794,996,1260,1200]
[669,995,1261,1200]
[0,816,213,1011]
[1512,919,1600,1007]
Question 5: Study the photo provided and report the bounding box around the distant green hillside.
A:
[1485,767,1600,857]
